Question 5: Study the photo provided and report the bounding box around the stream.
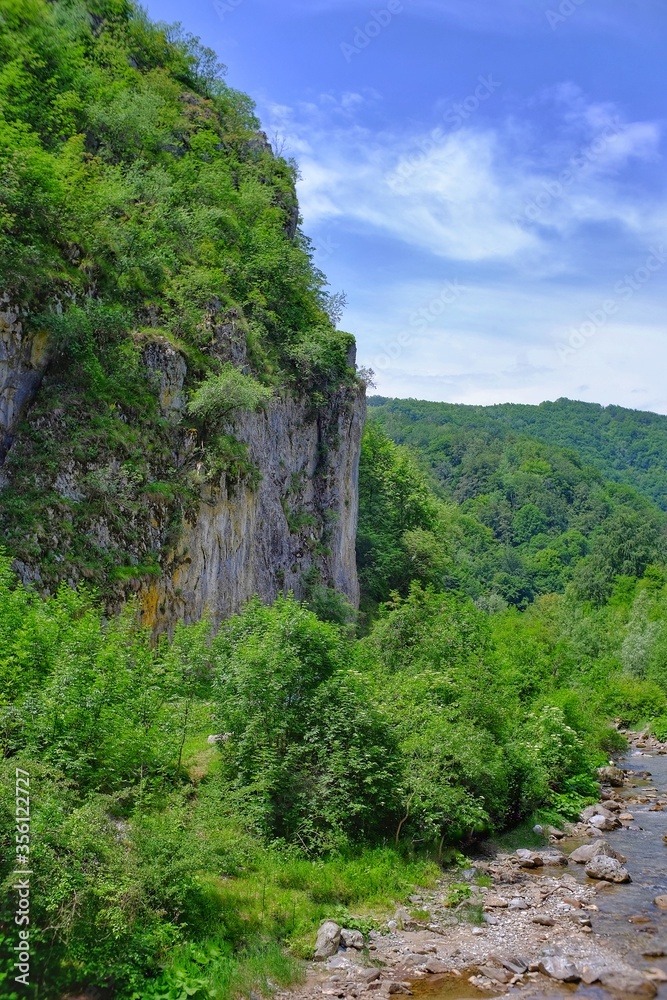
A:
[412,749,667,1000]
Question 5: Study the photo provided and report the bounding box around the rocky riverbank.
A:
[278,731,667,1000]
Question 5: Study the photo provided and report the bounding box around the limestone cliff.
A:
[0,317,364,627]
[0,0,367,625]
[142,387,364,631]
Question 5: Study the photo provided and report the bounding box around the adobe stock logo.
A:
[545,0,587,30]
[340,2,405,63]
[213,0,244,20]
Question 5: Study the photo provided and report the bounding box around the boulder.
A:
[533,823,565,837]
[508,897,529,910]
[546,824,566,838]
[569,839,626,864]
[598,765,626,787]
[582,804,612,821]
[314,920,341,960]
[489,954,529,975]
[361,969,381,983]
[542,849,568,866]
[341,928,364,949]
[425,958,450,975]
[585,856,631,883]
[581,962,616,985]
[477,966,512,984]
[589,813,620,832]
[538,956,581,982]
[483,895,509,908]
[653,895,667,910]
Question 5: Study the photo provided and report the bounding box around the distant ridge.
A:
[368,396,667,510]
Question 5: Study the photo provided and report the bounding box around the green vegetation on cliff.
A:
[1,0,351,384]
[0,0,356,599]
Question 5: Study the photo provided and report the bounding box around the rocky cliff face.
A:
[0,297,50,466]
[0,316,364,628]
[142,387,364,631]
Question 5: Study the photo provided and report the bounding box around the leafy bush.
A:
[187,366,273,423]
[213,597,399,850]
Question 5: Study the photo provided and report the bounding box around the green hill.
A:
[368,396,667,509]
[359,401,667,611]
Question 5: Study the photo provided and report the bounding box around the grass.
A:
[136,845,440,997]
[128,718,441,997]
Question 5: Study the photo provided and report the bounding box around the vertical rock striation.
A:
[0,296,50,466]
[142,386,365,631]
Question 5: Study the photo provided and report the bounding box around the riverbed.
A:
[413,747,667,1000]
[279,735,667,1000]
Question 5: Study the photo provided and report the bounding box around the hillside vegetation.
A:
[369,396,667,509]
[359,418,665,612]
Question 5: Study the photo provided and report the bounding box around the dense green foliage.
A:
[1,0,352,380]
[0,0,356,599]
[2,392,667,998]
[4,527,667,996]
[359,411,667,610]
[369,396,667,509]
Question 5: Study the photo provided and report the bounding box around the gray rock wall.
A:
[142,386,364,631]
[0,296,50,464]
[0,308,364,629]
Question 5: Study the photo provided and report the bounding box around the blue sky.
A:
[145,0,667,412]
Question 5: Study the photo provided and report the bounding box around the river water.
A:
[412,750,667,1000]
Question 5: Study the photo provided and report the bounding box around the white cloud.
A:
[279,87,663,266]
[260,88,667,412]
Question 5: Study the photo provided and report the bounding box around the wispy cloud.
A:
[275,85,663,262]
[262,83,667,411]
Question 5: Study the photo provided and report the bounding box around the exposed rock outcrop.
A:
[0,296,50,465]
[0,299,364,629]
[142,386,364,631]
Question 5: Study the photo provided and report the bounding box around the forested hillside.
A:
[369,396,667,510]
[358,418,666,611]
[3,4,667,1000]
